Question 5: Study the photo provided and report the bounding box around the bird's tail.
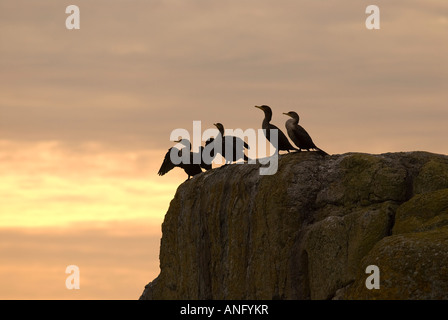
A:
[315,147,329,156]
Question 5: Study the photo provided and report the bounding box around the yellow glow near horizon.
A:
[0,139,173,299]
[0,140,182,228]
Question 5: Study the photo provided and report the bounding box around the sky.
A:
[0,0,447,299]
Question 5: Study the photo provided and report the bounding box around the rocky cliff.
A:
[140,151,448,300]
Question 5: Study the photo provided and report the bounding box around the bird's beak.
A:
[213,123,217,127]
[283,112,289,116]
[254,105,262,109]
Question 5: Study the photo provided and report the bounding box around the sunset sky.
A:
[1,0,447,299]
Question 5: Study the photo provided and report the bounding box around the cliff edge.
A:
[140,151,448,300]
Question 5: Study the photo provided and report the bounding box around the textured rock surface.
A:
[140,151,448,300]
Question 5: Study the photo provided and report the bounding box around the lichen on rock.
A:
[140,151,448,300]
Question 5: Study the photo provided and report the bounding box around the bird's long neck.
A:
[287,117,299,126]
[263,110,272,125]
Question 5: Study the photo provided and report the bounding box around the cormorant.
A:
[212,123,250,164]
[198,145,213,171]
[204,137,216,166]
[176,138,213,171]
[283,111,328,156]
[255,105,298,153]
[157,139,205,180]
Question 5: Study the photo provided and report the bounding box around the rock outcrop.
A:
[140,152,448,300]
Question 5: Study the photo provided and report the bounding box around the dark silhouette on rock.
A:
[157,139,204,180]
[255,105,298,153]
[283,111,328,156]
[210,122,250,164]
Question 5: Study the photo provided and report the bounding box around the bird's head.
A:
[283,111,300,122]
[255,105,271,112]
[255,105,273,121]
[213,123,225,135]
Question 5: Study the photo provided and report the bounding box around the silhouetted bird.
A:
[212,123,250,164]
[283,111,328,156]
[178,138,213,171]
[204,137,216,167]
[158,139,205,180]
[255,105,298,153]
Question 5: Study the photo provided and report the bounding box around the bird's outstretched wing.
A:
[158,148,177,176]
